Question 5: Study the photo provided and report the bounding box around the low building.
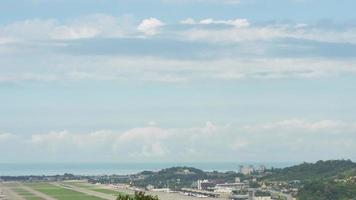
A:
[254,197,272,200]
[197,179,216,190]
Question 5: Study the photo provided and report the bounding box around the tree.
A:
[117,192,159,200]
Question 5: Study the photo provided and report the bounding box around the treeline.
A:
[297,180,356,200]
[264,160,356,200]
[132,166,242,189]
[117,192,159,200]
[266,160,356,181]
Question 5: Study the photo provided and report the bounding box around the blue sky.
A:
[1,0,356,163]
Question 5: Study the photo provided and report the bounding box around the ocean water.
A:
[0,162,296,176]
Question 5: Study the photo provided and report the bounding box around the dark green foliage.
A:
[249,181,261,188]
[254,190,271,197]
[132,167,241,189]
[117,192,159,200]
[266,160,356,181]
[264,160,356,200]
[133,167,207,189]
[297,180,356,200]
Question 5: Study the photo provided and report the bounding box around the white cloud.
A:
[1,16,356,84]
[0,73,59,83]
[0,133,16,142]
[2,119,356,162]
[11,122,228,160]
[1,18,56,40]
[199,18,250,27]
[243,119,356,133]
[180,18,250,27]
[0,37,17,45]
[181,23,356,44]
[0,15,135,41]
[1,16,356,44]
[1,56,356,83]
[118,127,169,143]
[137,18,165,35]
[50,26,99,40]
[180,18,196,25]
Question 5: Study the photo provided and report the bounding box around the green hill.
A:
[264,160,356,200]
[134,167,208,189]
[266,160,356,181]
[297,180,356,200]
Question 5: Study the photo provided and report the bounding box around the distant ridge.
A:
[265,160,356,181]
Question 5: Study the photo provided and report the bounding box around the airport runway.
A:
[0,183,25,200]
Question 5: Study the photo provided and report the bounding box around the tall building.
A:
[239,165,254,175]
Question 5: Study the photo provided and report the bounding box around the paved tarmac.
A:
[0,183,25,200]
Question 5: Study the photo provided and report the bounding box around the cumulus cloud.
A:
[2,122,228,161]
[137,18,165,35]
[180,18,250,27]
[180,23,356,44]
[233,119,356,161]
[2,119,355,162]
[1,16,356,84]
[243,119,356,133]
[199,18,250,27]
[180,18,196,25]
[0,14,136,41]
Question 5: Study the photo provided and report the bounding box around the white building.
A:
[254,197,272,200]
[239,165,254,175]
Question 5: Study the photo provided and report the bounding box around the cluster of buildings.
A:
[194,178,273,200]
[183,165,296,200]
[239,165,266,175]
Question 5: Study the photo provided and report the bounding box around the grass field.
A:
[26,183,106,200]
[11,187,44,200]
[64,182,94,188]
[91,188,125,196]
[64,182,126,196]
[66,182,124,196]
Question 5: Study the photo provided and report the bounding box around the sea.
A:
[0,162,296,176]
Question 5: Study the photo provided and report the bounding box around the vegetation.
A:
[249,181,261,188]
[132,166,242,189]
[266,160,356,181]
[116,192,159,200]
[265,160,356,200]
[254,190,271,197]
[27,182,105,200]
[297,180,356,200]
[133,167,207,189]
[12,187,44,200]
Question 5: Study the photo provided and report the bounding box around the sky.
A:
[1,0,356,163]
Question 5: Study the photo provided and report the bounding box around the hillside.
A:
[133,167,208,189]
[266,160,356,181]
[132,166,240,189]
[297,179,356,200]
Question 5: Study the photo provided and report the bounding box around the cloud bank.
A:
[1,15,356,84]
[1,119,356,162]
